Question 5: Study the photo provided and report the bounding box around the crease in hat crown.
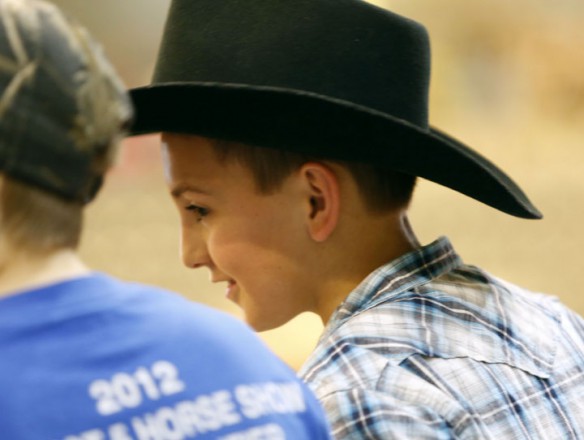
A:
[0,0,133,203]
[130,0,542,219]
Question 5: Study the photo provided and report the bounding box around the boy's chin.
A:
[243,311,295,333]
[245,316,280,333]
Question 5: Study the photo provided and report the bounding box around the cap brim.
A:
[129,82,542,219]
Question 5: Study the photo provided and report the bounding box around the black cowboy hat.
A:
[129,0,541,219]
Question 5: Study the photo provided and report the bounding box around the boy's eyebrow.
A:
[170,183,212,198]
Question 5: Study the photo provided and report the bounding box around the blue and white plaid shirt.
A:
[299,237,584,439]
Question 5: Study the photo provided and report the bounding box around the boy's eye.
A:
[185,204,209,221]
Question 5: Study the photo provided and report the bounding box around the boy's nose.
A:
[180,228,211,269]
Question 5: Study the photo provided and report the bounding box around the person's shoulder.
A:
[103,274,252,331]
[73,273,253,346]
[82,274,293,373]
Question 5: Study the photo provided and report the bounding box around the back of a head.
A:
[0,0,132,253]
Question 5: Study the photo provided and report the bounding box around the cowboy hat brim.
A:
[129,82,542,219]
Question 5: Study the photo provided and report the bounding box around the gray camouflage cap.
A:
[0,0,133,203]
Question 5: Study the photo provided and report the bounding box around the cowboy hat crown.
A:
[130,0,542,219]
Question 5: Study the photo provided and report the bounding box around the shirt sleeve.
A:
[319,387,458,439]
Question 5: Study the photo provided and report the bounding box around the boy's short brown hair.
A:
[211,140,417,212]
[0,176,83,254]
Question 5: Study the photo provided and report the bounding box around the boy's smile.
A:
[160,133,317,331]
[225,280,239,302]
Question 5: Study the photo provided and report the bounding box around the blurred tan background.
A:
[52,0,583,369]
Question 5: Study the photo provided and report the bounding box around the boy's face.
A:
[161,134,315,331]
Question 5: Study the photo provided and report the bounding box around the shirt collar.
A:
[324,236,462,335]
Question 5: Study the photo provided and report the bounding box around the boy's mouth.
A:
[225,280,239,301]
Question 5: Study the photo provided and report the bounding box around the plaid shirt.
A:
[299,237,584,439]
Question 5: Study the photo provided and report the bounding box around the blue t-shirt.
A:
[0,274,331,440]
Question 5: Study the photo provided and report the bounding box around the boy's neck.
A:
[314,212,420,325]
[0,247,90,299]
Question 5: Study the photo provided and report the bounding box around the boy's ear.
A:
[299,162,340,242]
